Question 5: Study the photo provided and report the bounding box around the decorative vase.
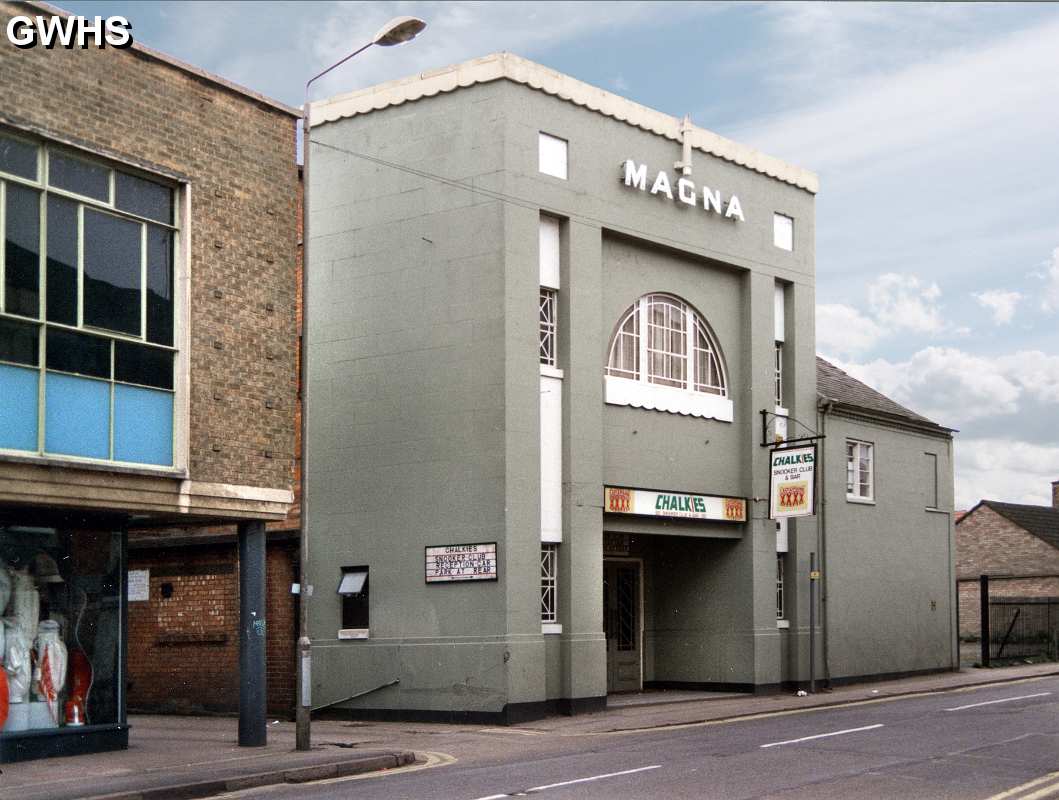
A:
[10,568,39,642]
[34,620,67,725]
[67,647,93,725]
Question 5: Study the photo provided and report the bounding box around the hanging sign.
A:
[605,486,746,523]
[425,542,498,583]
[769,444,816,519]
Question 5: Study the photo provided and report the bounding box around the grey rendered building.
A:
[303,54,956,721]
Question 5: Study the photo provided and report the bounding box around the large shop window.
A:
[604,293,732,421]
[0,520,124,739]
[0,131,177,468]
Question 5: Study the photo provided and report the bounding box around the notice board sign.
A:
[769,444,816,519]
[604,486,746,523]
[127,569,150,601]
[425,542,498,583]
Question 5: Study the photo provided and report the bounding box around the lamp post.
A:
[297,15,426,753]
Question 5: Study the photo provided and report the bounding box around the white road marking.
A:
[944,692,1052,712]
[470,765,662,799]
[984,769,1059,800]
[760,723,884,748]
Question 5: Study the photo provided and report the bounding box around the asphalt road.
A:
[228,677,1059,800]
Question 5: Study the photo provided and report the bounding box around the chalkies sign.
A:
[425,542,498,583]
[769,445,816,519]
[605,486,746,523]
[621,159,745,222]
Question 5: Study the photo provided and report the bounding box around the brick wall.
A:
[0,2,299,492]
[127,538,297,716]
[955,505,1059,579]
[958,576,1059,638]
[1053,480,1058,509]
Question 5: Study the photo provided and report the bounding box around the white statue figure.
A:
[3,618,31,704]
[10,567,39,641]
[34,620,67,724]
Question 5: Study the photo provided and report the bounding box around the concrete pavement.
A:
[2,662,1057,800]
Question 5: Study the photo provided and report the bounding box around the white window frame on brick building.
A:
[0,128,188,473]
[846,439,874,502]
[604,293,732,421]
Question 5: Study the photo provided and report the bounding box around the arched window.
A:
[605,294,732,421]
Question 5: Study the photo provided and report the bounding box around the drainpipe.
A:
[818,401,832,686]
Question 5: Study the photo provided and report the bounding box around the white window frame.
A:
[774,341,783,407]
[539,287,557,367]
[774,213,793,251]
[0,129,188,474]
[604,293,732,422]
[776,553,787,627]
[541,543,561,633]
[846,439,875,503]
[538,133,568,180]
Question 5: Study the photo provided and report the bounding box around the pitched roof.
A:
[816,356,953,434]
[310,52,818,194]
[974,500,1059,551]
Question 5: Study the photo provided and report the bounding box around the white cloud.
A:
[867,273,945,334]
[816,303,884,358]
[973,289,1021,325]
[955,438,1059,509]
[1042,246,1059,312]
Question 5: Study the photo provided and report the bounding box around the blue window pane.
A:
[0,363,39,451]
[45,372,109,459]
[113,384,172,466]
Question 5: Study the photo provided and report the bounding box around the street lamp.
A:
[297,15,426,753]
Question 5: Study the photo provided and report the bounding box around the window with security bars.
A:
[846,439,874,500]
[775,342,783,406]
[0,130,177,467]
[540,543,558,624]
[606,294,726,395]
[776,554,785,619]
[539,287,557,367]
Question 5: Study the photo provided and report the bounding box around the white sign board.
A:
[127,569,150,601]
[425,543,498,583]
[769,445,816,519]
[605,487,746,523]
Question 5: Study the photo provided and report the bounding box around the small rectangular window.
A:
[49,152,110,201]
[0,134,39,180]
[775,342,783,407]
[115,172,172,224]
[925,452,938,509]
[83,208,142,335]
[46,327,110,379]
[846,440,874,501]
[541,544,558,624]
[338,566,369,632]
[774,213,793,251]
[776,554,785,619]
[146,227,174,346]
[46,195,79,326]
[4,183,41,318]
[539,288,557,367]
[538,133,568,180]
[0,316,39,366]
[114,341,173,390]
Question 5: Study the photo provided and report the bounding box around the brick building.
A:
[955,481,1059,638]
[0,1,299,761]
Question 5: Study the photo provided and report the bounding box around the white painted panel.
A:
[776,518,788,553]
[603,375,734,422]
[539,216,560,289]
[773,213,793,251]
[774,282,786,342]
[538,133,568,180]
[540,374,563,542]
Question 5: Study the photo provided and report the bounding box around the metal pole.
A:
[809,551,817,694]
[979,574,990,668]
[239,520,267,747]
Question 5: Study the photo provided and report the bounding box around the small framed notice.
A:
[127,569,150,601]
[425,542,498,583]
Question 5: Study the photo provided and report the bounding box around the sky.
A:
[60,1,1059,509]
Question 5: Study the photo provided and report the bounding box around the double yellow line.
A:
[986,771,1059,800]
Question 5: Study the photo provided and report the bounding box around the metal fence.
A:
[979,576,1059,664]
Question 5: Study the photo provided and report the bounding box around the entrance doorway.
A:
[603,558,642,693]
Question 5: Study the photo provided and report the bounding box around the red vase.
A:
[67,648,93,725]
